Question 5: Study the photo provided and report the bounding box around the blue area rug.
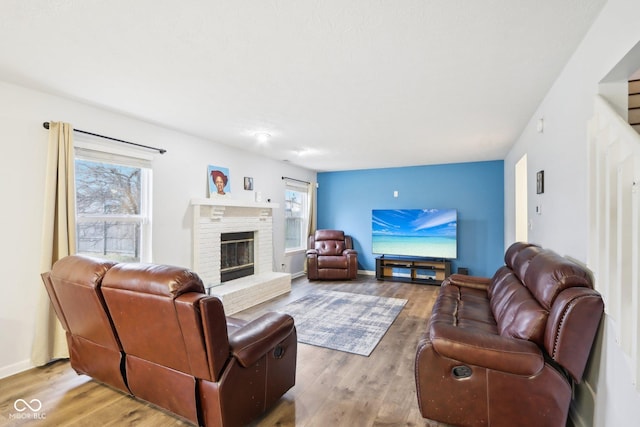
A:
[280,290,407,356]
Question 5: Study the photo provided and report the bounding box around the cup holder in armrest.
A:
[452,365,472,379]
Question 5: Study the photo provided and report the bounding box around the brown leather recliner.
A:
[306,229,358,280]
[41,255,129,393]
[415,242,604,427]
[43,255,297,427]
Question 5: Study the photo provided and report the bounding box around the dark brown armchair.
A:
[306,229,358,280]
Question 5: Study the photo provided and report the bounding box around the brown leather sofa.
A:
[415,242,604,427]
[42,255,297,427]
[306,229,358,280]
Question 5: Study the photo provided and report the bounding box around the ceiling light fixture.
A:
[254,132,271,143]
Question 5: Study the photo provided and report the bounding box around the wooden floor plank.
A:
[0,275,448,426]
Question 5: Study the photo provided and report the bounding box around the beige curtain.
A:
[303,182,316,273]
[31,122,76,366]
[307,182,316,240]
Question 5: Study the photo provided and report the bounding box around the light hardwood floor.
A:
[0,275,447,427]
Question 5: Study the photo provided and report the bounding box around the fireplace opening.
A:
[220,232,255,282]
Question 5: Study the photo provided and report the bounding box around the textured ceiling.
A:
[0,0,606,171]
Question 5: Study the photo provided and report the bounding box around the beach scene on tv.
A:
[372,208,457,259]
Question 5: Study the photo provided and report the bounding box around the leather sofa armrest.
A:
[445,273,491,290]
[228,312,295,368]
[428,323,544,376]
[344,249,357,256]
[306,250,319,279]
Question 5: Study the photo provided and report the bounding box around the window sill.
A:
[285,248,306,256]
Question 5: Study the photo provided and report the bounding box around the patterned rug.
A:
[279,290,407,356]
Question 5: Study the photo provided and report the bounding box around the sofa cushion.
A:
[433,284,498,335]
[490,274,548,345]
[524,251,593,310]
[503,241,538,268]
[314,240,346,256]
[511,245,543,282]
[487,266,512,298]
[317,255,348,269]
[48,255,119,348]
[103,262,205,299]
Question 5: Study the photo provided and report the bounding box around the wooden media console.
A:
[375,256,451,285]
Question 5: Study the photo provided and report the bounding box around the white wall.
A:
[503,0,640,425]
[0,81,315,378]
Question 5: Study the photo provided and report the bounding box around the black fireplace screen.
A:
[220,232,255,282]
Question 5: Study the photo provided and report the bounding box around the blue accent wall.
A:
[316,160,504,278]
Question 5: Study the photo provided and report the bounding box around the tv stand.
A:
[375,256,451,285]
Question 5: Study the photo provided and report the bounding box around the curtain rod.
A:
[43,122,167,154]
[282,176,310,185]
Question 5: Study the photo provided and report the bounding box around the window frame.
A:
[284,181,309,254]
[74,137,153,262]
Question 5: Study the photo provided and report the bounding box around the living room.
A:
[2,1,640,426]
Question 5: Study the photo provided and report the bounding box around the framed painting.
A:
[208,165,230,196]
[244,176,254,191]
[536,170,544,194]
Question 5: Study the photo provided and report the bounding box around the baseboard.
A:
[0,359,32,380]
[569,400,588,427]
[569,410,586,427]
[292,270,375,279]
[568,379,597,427]
[270,268,444,280]
[291,271,306,279]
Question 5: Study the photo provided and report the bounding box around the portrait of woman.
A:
[207,165,230,196]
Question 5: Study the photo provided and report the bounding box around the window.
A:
[74,142,152,262]
[284,183,309,252]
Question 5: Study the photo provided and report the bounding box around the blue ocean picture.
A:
[372,209,457,259]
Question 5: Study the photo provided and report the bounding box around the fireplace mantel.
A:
[190,197,290,314]
[190,197,279,209]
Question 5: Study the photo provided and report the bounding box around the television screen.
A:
[372,208,457,259]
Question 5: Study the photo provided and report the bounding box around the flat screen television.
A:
[372,208,457,259]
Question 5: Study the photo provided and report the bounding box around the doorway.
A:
[515,154,528,242]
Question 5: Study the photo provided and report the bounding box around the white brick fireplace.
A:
[191,198,291,314]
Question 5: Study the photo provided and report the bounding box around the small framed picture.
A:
[536,170,544,194]
[208,165,230,196]
[244,177,254,191]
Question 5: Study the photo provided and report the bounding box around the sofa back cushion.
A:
[512,245,543,282]
[487,266,512,298]
[503,242,539,269]
[313,229,347,256]
[47,255,119,350]
[523,250,593,310]
[44,255,129,392]
[101,263,216,380]
[489,243,548,345]
[489,272,548,345]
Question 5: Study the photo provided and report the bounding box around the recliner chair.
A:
[101,261,297,427]
[43,255,297,427]
[41,255,129,393]
[306,229,358,280]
